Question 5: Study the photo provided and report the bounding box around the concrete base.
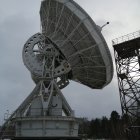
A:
[15,116,79,138]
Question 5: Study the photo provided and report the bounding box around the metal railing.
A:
[0,128,15,139]
[112,30,140,45]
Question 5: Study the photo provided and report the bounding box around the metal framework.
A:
[113,30,140,122]
[0,33,79,139]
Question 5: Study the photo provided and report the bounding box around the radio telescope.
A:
[0,0,113,139]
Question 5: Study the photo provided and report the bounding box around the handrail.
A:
[112,30,140,45]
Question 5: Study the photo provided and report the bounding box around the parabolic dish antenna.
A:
[0,0,113,139]
[23,0,113,89]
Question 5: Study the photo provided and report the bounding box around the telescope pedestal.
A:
[0,82,79,140]
[15,81,79,138]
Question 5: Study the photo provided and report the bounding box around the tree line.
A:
[78,111,140,139]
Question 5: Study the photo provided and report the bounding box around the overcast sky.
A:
[0,0,140,125]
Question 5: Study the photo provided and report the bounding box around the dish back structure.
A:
[39,0,113,89]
